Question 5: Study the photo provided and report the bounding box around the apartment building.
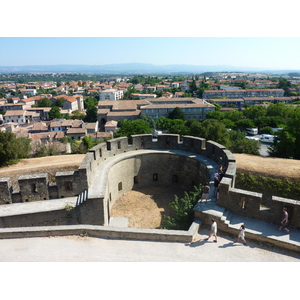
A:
[202,89,285,99]
[99,89,124,101]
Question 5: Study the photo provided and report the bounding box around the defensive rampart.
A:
[0,133,299,237]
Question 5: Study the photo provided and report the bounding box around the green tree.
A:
[84,97,98,109]
[228,130,260,155]
[81,136,99,152]
[235,119,255,131]
[140,114,156,129]
[163,185,203,230]
[54,97,66,107]
[49,106,62,120]
[243,105,267,120]
[37,97,53,107]
[0,132,31,166]
[190,119,230,147]
[189,80,197,94]
[114,119,152,140]
[156,117,172,131]
[168,107,185,120]
[84,106,97,122]
[71,110,85,120]
[167,119,189,136]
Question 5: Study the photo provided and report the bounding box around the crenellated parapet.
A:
[0,134,236,206]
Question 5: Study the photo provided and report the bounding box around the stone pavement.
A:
[0,225,299,262]
[195,199,300,252]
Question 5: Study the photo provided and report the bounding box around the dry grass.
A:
[233,154,300,180]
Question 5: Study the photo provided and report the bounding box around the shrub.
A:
[163,185,203,230]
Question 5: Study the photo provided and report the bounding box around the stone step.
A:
[225,212,233,225]
[221,209,229,222]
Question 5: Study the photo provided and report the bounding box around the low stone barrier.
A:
[0,218,202,243]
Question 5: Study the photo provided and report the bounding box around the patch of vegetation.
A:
[163,185,203,230]
[235,172,300,201]
[65,204,74,212]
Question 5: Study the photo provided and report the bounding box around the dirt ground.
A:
[1,153,300,228]
[0,154,86,177]
[110,186,186,229]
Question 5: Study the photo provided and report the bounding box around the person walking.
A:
[213,174,220,197]
[200,182,210,203]
[233,224,247,245]
[278,208,290,233]
[205,219,217,242]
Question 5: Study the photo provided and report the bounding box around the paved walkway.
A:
[0,226,299,262]
[195,200,300,252]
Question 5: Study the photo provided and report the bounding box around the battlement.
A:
[0,133,299,230]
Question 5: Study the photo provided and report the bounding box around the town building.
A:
[97,97,215,126]
[99,89,124,101]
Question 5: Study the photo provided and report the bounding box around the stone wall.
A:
[0,177,12,204]
[1,133,299,230]
[218,177,300,229]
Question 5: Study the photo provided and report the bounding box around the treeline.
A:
[115,103,300,159]
[114,108,261,155]
[0,74,121,83]
[0,132,101,167]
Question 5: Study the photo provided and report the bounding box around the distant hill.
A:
[0,63,299,75]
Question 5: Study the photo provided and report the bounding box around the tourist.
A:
[217,165,223,174]
[233,224,247,245]
[213,174,220,197]
[216,183,220,202]
[278,208,290,233]
[205,219,217,242]
[200,182,210,203]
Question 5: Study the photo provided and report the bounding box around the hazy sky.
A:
[1,37,300,70]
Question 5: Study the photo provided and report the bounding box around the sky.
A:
[1,37,300,70]
[1,1,299,71]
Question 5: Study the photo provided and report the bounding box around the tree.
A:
[189,119,230,147]
[114,119,152,140]
[163,185,203,230]
[196,82,210,98]
[156,117,172,131]
[54,97,66,107]
[84,97,98,109]
[81,136,99,152]
[71,110,85,120]
[228,130,260,155]
[235,119,255,131]
[269,107,300,159]
[84,106,97,122]
[168,107,185,120]
[49,106,62,120]
[167,119,189,136]
[140,114,156,129]
[122,86,137,100]
[189,80,197,94]
[0,132,31,166]
[243,105,267,120]
[37,97,53,107]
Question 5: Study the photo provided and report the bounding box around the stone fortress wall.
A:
[0,134,299,230]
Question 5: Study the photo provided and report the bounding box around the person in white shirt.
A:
[233,224,247,245]
[205,219,217,242]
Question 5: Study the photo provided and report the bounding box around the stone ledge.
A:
[0,219,202,243]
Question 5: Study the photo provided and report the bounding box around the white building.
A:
[99,89,124,101]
